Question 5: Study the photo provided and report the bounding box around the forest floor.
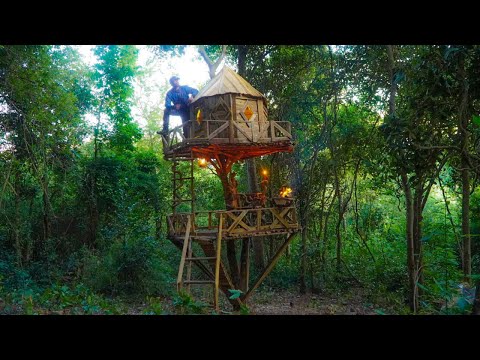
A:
[247,287,383,315]
[0,285,399,315]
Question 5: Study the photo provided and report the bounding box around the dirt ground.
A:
[247,288,380,315]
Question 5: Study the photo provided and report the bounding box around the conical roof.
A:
[192,66,266,103]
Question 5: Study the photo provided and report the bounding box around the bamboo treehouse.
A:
[160,67,300,311]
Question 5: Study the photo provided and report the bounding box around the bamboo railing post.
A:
[214,213,223,312]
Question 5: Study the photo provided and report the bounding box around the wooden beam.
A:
[214,213,223,312]
[243,232,297,302]
[230,95,235,143]
[270,207,293,229]
[207,121,229,140]
[176,216,192,291]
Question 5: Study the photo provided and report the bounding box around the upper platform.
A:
[161,67,294,160]
[161,118,294,160]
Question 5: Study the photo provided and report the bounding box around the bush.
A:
[82,235,175,297]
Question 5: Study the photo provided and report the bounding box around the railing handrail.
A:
[170,206,296,217]
[162,118,292,149]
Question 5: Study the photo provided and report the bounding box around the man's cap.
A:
[169,76,180,85]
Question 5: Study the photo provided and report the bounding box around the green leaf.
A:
[228,289,243,300]
[473,115,480,127]
[417,282,429,293]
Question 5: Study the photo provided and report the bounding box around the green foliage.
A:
[228,289,243,300]
[2,45,480,315]
[0,282,123,315]
[82,235,174,297]
[173,291,208,315]
[239,303,250,315]
[473,115,480,127]
[93,45,142,152]
[143,296,165,315]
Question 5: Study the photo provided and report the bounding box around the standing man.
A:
[161,76,199,138]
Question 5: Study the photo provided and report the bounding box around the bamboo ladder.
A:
[176,214,224,311]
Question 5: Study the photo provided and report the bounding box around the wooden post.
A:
[230,95,236,143]
[214,213,223,312]
[186,237,193,293]
[177,216,192,291]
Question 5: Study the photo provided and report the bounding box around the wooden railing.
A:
[167,206,299,239]
[162,119,293,152]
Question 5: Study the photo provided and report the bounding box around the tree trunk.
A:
[299,225,308,294]
[218,170,240,288]
[41,173,51,247]
[13,169,22,267]
[334,171,342,271]
[401,172,418,312]
[458,53,471,281]
[237,46,265,272]
[246,158,265,270]
[237,45,248,76]
[198,45,227,79]
[239,238,250,293]
[461,160,471,280]
[413,183,424,298]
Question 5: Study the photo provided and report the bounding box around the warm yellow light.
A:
[279,187,293,198]
[196,109,203,125]
[262,169,268,176]
[198,158,207,167]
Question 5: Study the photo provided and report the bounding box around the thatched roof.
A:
[192,66,265,103]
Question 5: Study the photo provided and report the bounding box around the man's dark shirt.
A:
[165,85,199,112]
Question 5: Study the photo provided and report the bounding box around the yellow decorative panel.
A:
[244,106,254,120]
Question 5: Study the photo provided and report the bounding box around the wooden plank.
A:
[232,121,253,142]
[229,95,235,143]
[270,207,294,229]
[207,121,229,140]
[257,99,265,123]
[226,210,249,232]
[214,214,223,312]
[176,216,192,291]
[229,219,255,233]
[167,216,174,234]
[273,122,292,139]
[184,280,215,285]
[243,232,297,302]
[186,235,193,293]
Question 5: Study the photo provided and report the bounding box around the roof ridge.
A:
[192,66,265,103]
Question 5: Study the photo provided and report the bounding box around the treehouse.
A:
[160,67,300,311]
[161,66,294,161]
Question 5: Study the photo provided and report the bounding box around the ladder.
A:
[176,215,224,311]
[172,153,195,215]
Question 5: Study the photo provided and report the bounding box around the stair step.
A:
[186,257,217,261]
[183,280,215,285]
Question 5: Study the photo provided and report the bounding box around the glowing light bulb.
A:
[198,158,207,167]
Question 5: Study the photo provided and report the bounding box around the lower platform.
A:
[167,207,300,241]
